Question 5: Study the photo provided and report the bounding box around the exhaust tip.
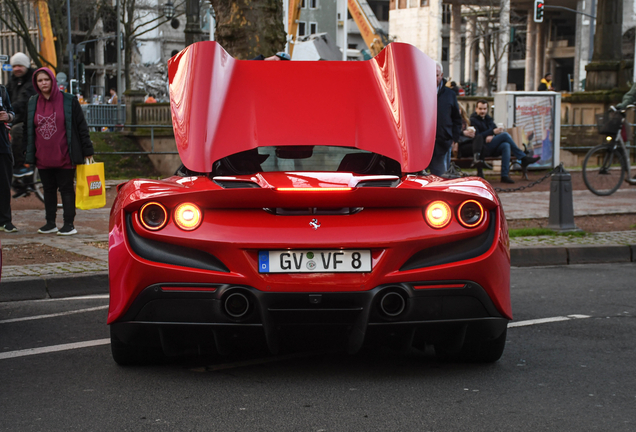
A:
[224,292,251,318]
[379,291,406,317]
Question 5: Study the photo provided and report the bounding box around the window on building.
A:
[398,0,407,8]
[442,4,451,24]
[348,43,358,49]
[442,47,448,61]
[298,22,307,37]
[309,0,318,9]
[390,0,396,10]
[420,0,429,6]
[301,0,306,8]
[310,22,318,34]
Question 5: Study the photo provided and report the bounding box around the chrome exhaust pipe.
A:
[379,291,406,317]
[224,292,250,318]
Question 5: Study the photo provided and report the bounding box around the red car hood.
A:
[168,41,437,174]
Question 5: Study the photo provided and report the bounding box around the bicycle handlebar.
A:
[610,104,636,114]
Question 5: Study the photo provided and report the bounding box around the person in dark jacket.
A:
[428,62,462,176]
[470,99,540,184]
[537,73,554,91]
[23,68,94,236]
[0,85,18,232]
[7,52,36,178]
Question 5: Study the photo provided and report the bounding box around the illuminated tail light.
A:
[174,203,202,231]
[457,200,485,228]
[425,201,452,229]
[275,187,353,192]
[139,202,168,231]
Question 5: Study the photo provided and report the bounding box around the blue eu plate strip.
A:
[258,251,269,273]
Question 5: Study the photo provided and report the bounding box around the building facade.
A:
[389,0,636,95]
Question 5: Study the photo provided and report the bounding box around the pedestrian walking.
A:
[7,52,36,180]
[23,68,95,236]
[0,84,17,232]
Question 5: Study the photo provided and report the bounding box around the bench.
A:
[451,156,529,180]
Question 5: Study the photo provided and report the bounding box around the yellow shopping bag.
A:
[76,161,106,210]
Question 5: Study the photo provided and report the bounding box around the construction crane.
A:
[287,0,303,57]
[347,0,390,57]
[34,0,57,72]
[288,0,388,59]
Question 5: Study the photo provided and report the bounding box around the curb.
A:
[511,245,635,267]
[1,245,634,302]
[0,272,108,302]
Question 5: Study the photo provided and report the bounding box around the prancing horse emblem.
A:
[309,218,321,230]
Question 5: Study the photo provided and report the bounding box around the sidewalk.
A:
[1,181,635,302]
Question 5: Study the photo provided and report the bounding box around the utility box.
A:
[494,91,561,169]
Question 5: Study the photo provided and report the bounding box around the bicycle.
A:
[582,105,636,196]
[11,166,44,203]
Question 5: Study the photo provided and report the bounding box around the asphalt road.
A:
[1,264,635,432]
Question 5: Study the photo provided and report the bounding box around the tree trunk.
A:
[123,0,136,91]
[209,0,286,59]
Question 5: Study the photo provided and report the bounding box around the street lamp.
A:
[163,1,175,19]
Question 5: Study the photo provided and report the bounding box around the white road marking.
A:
[0,339,111,360]
[508,314,591,328]
[0,305,109,324]
[3,294,109,305]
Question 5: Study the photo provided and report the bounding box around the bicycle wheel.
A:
[32,168,45,203]
[582,144,626,196]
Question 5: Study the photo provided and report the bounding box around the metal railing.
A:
[81,104,126,126]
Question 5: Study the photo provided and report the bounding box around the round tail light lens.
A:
[458,200,485,228]
[139,202,168,231]
[174,203,202,230]
[425,200,452,229]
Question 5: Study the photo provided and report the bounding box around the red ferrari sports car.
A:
[108,41,511,365]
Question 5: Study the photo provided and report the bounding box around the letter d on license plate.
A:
[258,250,371,273]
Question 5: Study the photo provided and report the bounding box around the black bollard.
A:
[547,165,580,232]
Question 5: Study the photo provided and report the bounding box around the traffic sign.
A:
[2,64,12,72]
[0,55,8,62]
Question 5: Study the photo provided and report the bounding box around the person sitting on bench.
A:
[470,99,540,184]
[456,103,491,172]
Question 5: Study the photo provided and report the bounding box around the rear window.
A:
[214,146,401,175]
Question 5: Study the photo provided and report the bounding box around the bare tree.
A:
[120,0,185,90]
[0,0,46,67]
[0,0,114,72]
[463,3,522,95]
[209,0,286,59]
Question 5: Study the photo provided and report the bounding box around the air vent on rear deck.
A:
[356,179,400,188]
[214,180,261,189]
[263,207,363,215]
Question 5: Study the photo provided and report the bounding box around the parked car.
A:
[107,41,511,365]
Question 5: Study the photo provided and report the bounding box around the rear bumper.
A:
[111,281,508,354]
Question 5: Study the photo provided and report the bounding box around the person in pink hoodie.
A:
[23,68,94,235]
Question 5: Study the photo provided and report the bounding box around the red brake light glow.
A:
[275,187,353,192]
[174,203,202,231]
[425,200,452,229]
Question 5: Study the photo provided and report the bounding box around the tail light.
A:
[425,200,451,229]
[139,202,168,231]
[458,200,485,228]
[174,203,202,231]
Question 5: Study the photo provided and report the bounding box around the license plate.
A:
[258,250,372,273]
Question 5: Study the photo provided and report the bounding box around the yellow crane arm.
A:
[288,0,302,57]
[34,0,57,72]
[347,0,385,56]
